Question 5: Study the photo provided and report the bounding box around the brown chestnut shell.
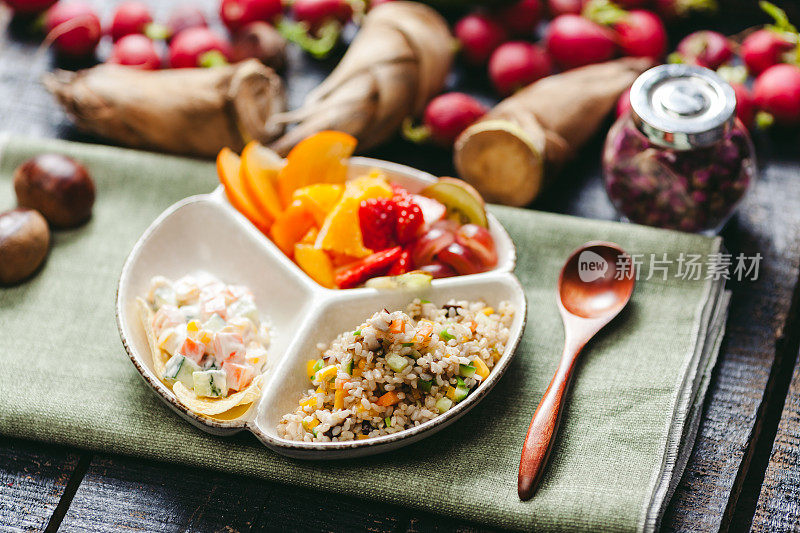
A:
[14,154,95,228]
[0,207,50,285]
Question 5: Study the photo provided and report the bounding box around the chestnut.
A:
[14,154,95,228]
[0,208,50,285]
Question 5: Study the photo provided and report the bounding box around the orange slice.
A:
[217,148,272,233]
[293,184,344,226]
[315,196,373,258]
[294,243,335,288]
[277,131,357,206]
[241,141,284,221]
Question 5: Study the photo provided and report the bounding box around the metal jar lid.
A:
[629,64,736,150]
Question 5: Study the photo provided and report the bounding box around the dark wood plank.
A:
[659,144,800,531]
[58,453,407,533]
[0,438,82,532]
[752,345,800,533]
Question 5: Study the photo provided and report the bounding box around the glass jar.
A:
[603,64,756,234]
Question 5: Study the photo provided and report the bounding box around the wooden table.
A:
[3,1,800,531]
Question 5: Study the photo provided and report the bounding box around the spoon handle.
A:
[517,342,583,500]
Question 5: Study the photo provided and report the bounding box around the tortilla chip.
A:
[136,296,265,418]
[172,374,264,416]
[137,297,168,377]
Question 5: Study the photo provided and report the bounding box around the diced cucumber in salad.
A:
[163,354,201,388]
[146,273,272,399]
[193,369,228,398]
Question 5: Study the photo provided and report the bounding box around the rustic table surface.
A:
[3,1,800,532]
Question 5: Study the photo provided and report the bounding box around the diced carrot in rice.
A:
[376,391,401,406]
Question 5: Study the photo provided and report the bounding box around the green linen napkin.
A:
[0,137,729,533]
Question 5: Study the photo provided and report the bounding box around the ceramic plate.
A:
[116,157,527,459]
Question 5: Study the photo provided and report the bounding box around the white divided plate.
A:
[116,157,527,459]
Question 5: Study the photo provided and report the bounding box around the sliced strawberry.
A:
[395,197,424,244]
[391,183,410,198]
[358,197,397,251]
[388,249,412,275]
[335,246,403,289]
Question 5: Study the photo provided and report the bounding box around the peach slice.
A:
[241,141,284,221]
[294,243,335,288]
[277,131,357,206]
[269,198,315,257]
[217,148,272,233]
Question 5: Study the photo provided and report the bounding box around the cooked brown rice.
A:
[278,298,514,442]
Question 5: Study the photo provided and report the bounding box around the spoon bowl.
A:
[559,242,636,319]
[518,242,635,501]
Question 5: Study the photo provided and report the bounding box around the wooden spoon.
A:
[518,241,636,501]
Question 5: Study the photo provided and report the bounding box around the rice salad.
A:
[278,298,514,442]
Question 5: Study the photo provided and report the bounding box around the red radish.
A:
[547,0,584,16]
[369,0,394,9]
[753,64,800,125]
[109,1,152,42]
[616,87,632,118]
[741,29,794,76]
[166,5,208,40]
[654,0,718,21]
[406,92,488,146]
[3,0,57,14]
[489,41,551,95]
[731,83,755,128]
[44,2,102,57]
[454,13,507,66]
[109,34,161,69]
[614,0,648,6]
[293,0,353,32]
[675,31,733,69]
[545,14,615,70]
[168,27,232,68]
[495,0,543,36]
[219,0,283,34]
[612,10,667,60]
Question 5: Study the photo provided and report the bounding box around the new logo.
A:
[578,251,608,282]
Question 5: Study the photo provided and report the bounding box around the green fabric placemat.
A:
[0,137,725,533]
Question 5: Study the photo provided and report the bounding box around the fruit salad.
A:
[216,131,499,289]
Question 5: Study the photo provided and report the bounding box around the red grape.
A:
[419,262,457,279]
[455,224,497,268]
[411,227,454,267]
[437,242,483,275]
